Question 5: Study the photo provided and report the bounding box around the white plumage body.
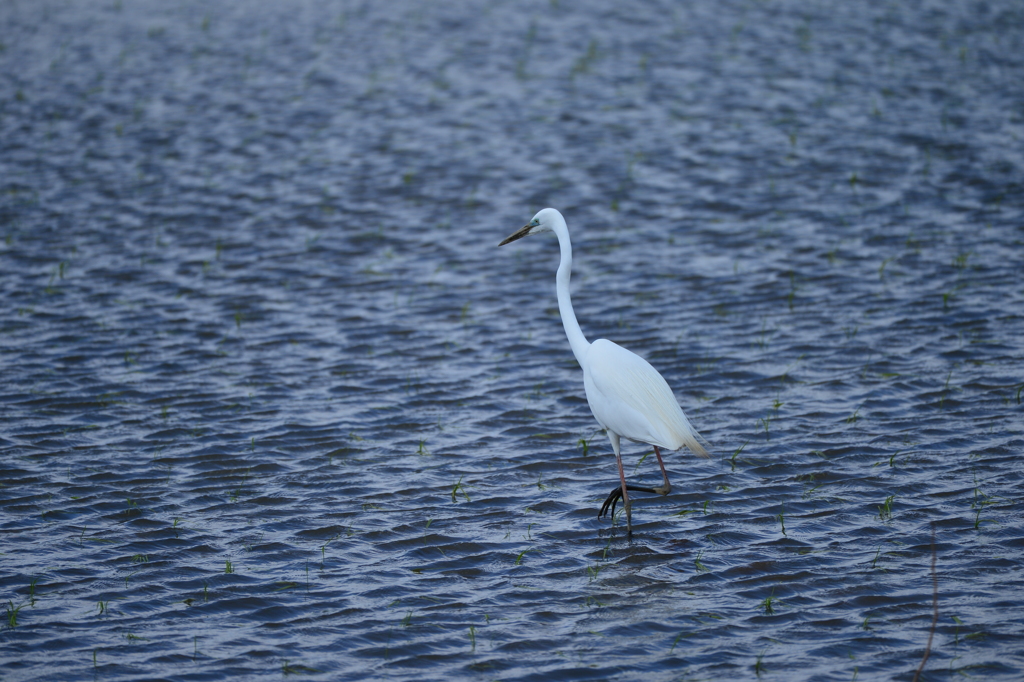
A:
[583,339,708,457]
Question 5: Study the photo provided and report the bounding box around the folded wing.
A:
[583,339,709,457]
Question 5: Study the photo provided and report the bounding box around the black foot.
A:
[598,483,664,521]
[599,485,624,520]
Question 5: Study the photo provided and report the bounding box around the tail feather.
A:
[673,412,710,459]
[685,432,710,459]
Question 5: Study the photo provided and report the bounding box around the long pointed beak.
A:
[499,223,533,246]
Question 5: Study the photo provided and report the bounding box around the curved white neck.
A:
[552,216,591,366]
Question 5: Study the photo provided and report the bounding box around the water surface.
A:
[1,0,1023,679]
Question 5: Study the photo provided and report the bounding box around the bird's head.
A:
[499,208,561,246]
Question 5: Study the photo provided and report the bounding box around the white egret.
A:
[500,208,710,537]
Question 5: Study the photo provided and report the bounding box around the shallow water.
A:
[1,0,1023,679]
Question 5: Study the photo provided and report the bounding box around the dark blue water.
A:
[2,1,1023,679]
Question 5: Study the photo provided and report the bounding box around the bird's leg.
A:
[614,438,632,536]
[598,434,622,518]
[651,446,672,496]
[599,446,673,520]
[597,432,632,536]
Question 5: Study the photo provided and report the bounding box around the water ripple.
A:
[2,0,1023,680]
